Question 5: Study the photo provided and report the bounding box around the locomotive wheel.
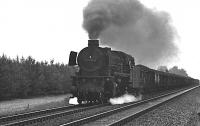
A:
[77,98,82,104]
[99,92,104,104]
[102,97,108,103]
[99,92,109,104]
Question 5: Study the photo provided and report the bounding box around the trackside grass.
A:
[0,94,72,117]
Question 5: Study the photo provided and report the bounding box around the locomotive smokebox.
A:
[88,39,99,47]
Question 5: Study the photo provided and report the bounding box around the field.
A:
[0,94,72,117]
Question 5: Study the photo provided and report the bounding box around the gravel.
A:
[125,87,200,126]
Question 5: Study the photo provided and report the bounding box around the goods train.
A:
[69,39,199,104]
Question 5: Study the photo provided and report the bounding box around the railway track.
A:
[1,86,198,126]
[0,105,75,122]
[0,103,107,126]
[61,85,199,126]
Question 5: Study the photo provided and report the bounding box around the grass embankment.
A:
[0,94,72,117]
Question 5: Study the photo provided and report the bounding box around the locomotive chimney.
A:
[88,39,99,47]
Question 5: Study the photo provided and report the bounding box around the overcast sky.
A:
[0,0,200,79]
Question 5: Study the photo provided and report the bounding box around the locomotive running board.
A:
[72,76,113,79]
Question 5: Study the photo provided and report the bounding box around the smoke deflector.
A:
[68,51,77,66]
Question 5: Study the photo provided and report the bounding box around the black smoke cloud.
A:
[83,0,178,67]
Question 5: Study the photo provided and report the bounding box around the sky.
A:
[0,0,200,79]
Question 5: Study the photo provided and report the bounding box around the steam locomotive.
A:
[69,39,199,104]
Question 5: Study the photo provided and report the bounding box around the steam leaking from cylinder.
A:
[109,94,142,105]
[69,97,79,105]
[83,0,178,67]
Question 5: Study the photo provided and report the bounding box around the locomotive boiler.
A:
[69,39,136,104]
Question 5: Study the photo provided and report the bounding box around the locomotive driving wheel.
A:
[77,97,83,104]
[100,92,110,103]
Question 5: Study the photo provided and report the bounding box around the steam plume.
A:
[83,0,178,67]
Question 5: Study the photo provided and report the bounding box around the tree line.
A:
[0,55,72,101]
[157,66,188,77]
